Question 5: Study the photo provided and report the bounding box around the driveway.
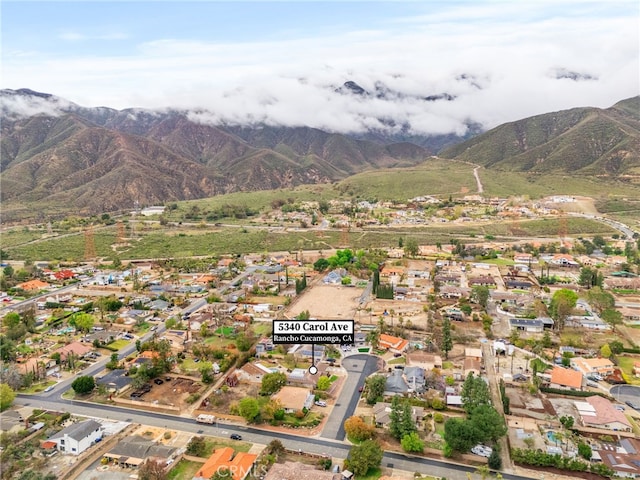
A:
[320,354,381,440]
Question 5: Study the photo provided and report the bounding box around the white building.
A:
[48,419,102,455]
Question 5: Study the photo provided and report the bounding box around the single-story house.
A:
[406,352,442,371]
[379,334,409,354]
[576,396,632,432]
[271,386,314,413]
[103,435,176,467]
[194,447,257,480]
[373,402,425,427]
[549,367,584,391]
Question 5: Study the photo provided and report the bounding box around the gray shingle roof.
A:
[49,419,101,442]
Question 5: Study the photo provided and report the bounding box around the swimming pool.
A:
[546,430,559,443]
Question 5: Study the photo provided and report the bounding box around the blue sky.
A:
[2,1,639,134]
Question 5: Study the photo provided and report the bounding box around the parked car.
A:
[315,401,327,407]
[154,378,164,385]
[358,386,364,393]
[44,386,55,393]
[230,433,242,440]
[471,445,493,458]
[625,401,640,411]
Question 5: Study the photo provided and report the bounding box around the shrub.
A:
[434,413,444,423]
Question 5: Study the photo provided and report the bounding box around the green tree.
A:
[71,375,95,394]
[186,436,207,456]
[0,383,16,411]
[578,442,592,460]
[549,289,578,331]
[313,258,330,272]
[559,415,574,429]
[401,431,424,452]
[609,340,624,355]
[365,374,386,405]
[461,373,491,414]
[316,376,331,391]
[235,333,254,352]
[470,404,507,443]
[345,439,383,477]
[389,395,404,440]
[70,312,95,333]
[488,448,502,470]
[260,372,287,395]
[472,285,490,309]
[443,417,480,453]
[442,317,453,359]
[2,312,20,329]
[586,287,614,314]
[238,397,260,422]
[601,308,623,333]
[404,238,419,257]
[600,343,612,359]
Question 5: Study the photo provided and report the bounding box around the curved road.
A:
[16,352,536,480]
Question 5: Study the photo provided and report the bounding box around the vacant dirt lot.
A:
[286,284,363,319]
[120,375,204,411]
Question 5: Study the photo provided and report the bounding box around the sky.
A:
[2,0,639,136]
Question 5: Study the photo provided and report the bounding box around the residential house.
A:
[384,369,409,396]
[468,276,496,287]
[439,286,470,299]
[576,396,632,432]
[463,358,482,376]
[379,334,409,354]
[549,254,579,267]
[48,419,102,455]
[464,348,483,362]
[597,441,640,479]
[509,317,554,333]
[549,367,584,391]
[271,386,314,413]
[194,447,257,480]
[571,357,616,377]
[52,341,93,362]
[103,435,176,468]
[373,402,425,428]
[406,352,442,371]
[15,279,50,291]
[513,253,534,264]
[403,366,426,393]
[380,265,405,284]
[237,363,274,384]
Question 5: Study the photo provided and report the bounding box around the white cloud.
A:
[2,1,638,136]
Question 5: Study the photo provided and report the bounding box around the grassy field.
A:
[616,356,640,385]
[167,460,202,480]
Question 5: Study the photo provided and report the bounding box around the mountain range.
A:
[1,88,638,221]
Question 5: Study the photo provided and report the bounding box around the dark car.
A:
[154,378,164,385]
[358,386,363,393]
[230,433,242,440]
[626,401,640,411]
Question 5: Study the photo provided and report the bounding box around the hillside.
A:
[0,89,430,221]
[440,96,640,175]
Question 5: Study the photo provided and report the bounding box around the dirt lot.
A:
[198,381,261,417]
[286,283,363,319]
[120,375,204,411]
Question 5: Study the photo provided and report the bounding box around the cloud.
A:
[0,91,75,119]
[2,1,638,136]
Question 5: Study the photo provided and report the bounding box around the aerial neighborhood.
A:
[1,194,640,480]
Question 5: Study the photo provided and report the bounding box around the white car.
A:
[315,401,327,407]
[471,445,493,458]
[44,386,55,393]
